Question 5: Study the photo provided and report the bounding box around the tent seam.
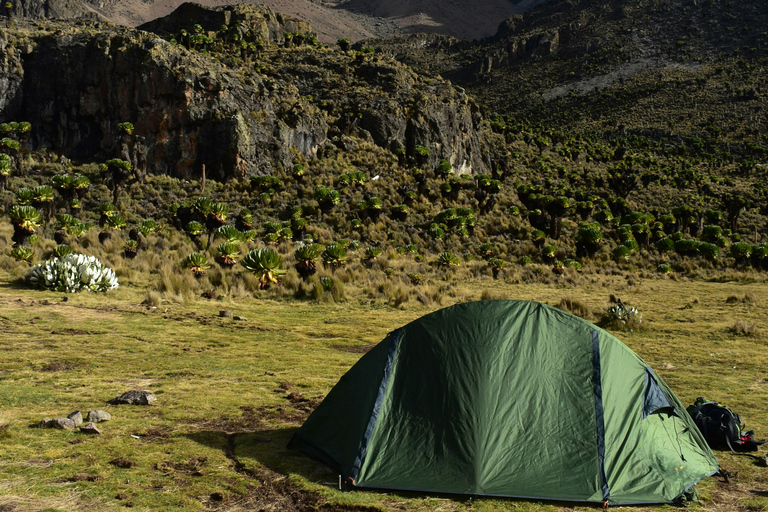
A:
[592,329,610,502]
[349,328,401,481]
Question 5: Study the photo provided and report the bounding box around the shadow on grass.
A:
[184,427,386,512]
[0,277,31,291]
[184,426,333,483]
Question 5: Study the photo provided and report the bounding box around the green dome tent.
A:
[289,300,719,505]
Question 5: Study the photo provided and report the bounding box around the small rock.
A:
[233,315,246,321]
[109,390,157,405]
[40,418,76,430]
[67,411,83,426]
[219,310,233,318]
[761,455,768,468]
[86,410,112,422]
[80,422,101,435]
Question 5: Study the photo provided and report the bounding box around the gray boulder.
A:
[67,411,83,426]
[38,417,76,430]
[86,410,112,422]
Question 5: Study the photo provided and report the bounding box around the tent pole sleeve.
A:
[350,329,402,481]
[592,329,611,502]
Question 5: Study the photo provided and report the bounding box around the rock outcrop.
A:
[0,19,327,179]
[138,3,315,48]
[0,4,498,179]
[9,0,97,21]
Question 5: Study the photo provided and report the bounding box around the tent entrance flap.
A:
[642,367,677,418]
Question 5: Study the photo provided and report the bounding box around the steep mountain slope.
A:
[7,0,551,42]
[371,0,768,118]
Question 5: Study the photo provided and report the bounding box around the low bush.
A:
[27,253,118,292]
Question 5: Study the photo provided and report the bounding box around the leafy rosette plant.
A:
[9,246,34,263]
[321,243,347,271]
[182,253,210,277]
[241,248,287,289]
[27,254,119,293]
[216,242,240,267]
[216,225,245,243]
[294,244,322,280]
[437,252,461,267]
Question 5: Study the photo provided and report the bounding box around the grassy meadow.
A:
[0,264,767,512]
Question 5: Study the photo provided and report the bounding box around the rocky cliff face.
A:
[0,5,497,180]
[0,19,326,180]
[8,0,94,20]
[265,44,493,174]
[138,3,315,48]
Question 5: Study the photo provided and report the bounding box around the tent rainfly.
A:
[289,300,719,505]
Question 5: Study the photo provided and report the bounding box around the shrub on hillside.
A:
[27,254,118,293]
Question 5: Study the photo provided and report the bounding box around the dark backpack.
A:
[687,397,765,452]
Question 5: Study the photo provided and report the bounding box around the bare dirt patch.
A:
[64,473,103,482]
[40,360,80,372]
[205,471,381,511]
[110,457,138,469]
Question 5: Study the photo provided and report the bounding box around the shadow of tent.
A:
[183,427,341,485]
[183,428,585,507]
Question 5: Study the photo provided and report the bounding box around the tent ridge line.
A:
[592,329,611,502]
[349,328,402,482]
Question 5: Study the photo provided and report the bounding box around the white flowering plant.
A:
[27,253,119,293]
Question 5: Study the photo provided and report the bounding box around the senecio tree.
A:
[101,159,132,207]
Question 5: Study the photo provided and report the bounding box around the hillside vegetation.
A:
[1,2,768,306]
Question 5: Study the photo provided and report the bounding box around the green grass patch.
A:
[0,272,767,511]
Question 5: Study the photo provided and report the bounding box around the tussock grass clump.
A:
[727,293,758,305]
[728,321,758,337]
[480,289,507,301]
[0,417,10,439]
[556,297,593,320]
[142,290,162,307]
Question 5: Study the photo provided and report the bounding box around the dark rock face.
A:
[1,5,497,179]
[10,0,95,20]
[0,21,327,180]
[268,48,494,174]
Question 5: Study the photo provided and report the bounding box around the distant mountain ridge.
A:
[7,0,555,42]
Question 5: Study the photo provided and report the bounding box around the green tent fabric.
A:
[289,300,719,505]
